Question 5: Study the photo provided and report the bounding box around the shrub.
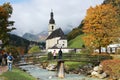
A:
[101,59,120,79]
[47,52,53,60]
[5,46,19,58]
[28,46,41,53]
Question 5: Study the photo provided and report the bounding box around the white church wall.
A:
[46,37,60,49]
[47,48,74,53]
[57,40,67,48]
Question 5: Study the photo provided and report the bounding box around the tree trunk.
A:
[99,46,101,54]
[105,47,108,53]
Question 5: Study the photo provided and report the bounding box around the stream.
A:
[19,65,107,80]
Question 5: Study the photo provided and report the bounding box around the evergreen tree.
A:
[0,3,15,47]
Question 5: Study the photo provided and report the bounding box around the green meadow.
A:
[68,34,84,48]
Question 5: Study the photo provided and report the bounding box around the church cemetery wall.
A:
[47,48,81,53]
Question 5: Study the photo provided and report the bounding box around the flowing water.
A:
[19,65,106,80]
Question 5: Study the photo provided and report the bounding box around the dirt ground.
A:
[0,66,8,75]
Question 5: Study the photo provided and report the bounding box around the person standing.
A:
[3,52,8,66]
[0,52,2,66]
[53,50,57,59]
[7,53,13,71]
[58,48,63,59]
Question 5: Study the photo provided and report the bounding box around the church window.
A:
[52,26,54,30]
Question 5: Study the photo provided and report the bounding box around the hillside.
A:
[68,34,85,48]
[9,34,30,47]
[8,34,31,53]
[67,20,84,41]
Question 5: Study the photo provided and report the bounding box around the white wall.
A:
[47,48,74,53]
[48,24,56,35]
[94,44,120,53]
[57,39,67,48]
[46,37,60,49]
[0,40,2,45]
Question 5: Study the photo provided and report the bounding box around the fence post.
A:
[57,60,65,78]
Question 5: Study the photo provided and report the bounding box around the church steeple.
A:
[48,10,56,36]
[49,9,55,24]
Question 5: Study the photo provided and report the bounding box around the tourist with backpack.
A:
[7,53,13,71]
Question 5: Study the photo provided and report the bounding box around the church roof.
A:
[49,11,55,24]
[46,28,67,40]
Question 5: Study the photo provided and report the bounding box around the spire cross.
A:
[51,9,53,12]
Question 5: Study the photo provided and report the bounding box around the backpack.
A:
[8,56,13,61]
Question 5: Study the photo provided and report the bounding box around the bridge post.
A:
[57,60,65,78]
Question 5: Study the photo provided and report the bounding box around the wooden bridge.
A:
[23,53,112,64]
[49,54,112,63]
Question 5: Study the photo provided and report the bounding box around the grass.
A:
[64,62,87,71]
[0,67,37,80]
[68,34,85,48]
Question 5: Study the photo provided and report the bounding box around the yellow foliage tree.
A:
[83,4,120,53]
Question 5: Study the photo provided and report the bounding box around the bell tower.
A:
[48,10,56,35]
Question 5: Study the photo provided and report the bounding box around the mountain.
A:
[22,31,48,42]
[37,31,48,42]
[22,33,39,41]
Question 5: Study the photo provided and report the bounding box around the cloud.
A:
[10,0,104,36]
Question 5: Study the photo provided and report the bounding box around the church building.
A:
[46,11,67,50]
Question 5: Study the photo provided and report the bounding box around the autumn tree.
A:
[103,0,120,9]
[82,4,120,53]
[103,0,120,43]
[0,3,15,47]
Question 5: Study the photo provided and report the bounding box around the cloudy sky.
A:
[0,0,104,36]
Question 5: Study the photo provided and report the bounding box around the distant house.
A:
[46,11,67,50]
[0,40,2,44]
[94,44,120,53]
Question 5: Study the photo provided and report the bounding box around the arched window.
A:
[52,26,54,30]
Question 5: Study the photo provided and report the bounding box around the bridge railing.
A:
[60,54,112,62]
[23,53,112,64]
